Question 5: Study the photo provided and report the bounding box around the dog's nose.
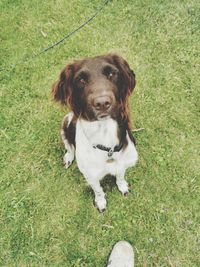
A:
[93,95,111,111]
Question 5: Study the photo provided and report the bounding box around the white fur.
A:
[61,113,75,168]
[62,112,138,211]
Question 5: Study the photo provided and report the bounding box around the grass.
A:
[0,0,199,266]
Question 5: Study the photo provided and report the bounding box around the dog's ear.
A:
[52,63,75,106]
[105,54,136,100]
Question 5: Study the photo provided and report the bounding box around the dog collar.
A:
[93,143,124,157]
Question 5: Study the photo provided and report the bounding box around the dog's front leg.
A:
[116,170,129,196]
[87,178,107,212]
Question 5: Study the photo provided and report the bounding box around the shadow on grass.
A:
[84,175,117,197]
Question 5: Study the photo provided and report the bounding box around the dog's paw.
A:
[117,180,129,196]
[63,152,74,169]
[94,198,107,213]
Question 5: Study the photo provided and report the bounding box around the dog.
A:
[52,54,138,212]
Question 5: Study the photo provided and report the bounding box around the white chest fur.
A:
[75,118,138,181]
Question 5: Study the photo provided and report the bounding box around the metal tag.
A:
[106,158,115,163]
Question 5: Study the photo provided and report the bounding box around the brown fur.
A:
[52,54,136,146]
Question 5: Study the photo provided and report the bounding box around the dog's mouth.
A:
[84,102,116,121]
[82,107,111,121]
[97,113,111,120]
[95,107,113,120]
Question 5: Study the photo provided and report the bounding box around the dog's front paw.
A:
[117,180,129,196]
[63,152,74,169]
[94,197,107,213]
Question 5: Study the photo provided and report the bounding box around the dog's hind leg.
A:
[61,113,76,169]
[61,130,75,168]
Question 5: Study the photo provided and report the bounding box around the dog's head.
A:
[52,54,136,120]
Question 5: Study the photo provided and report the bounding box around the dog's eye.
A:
[76,72,88,86]
[103,66,117,81]
[79,78,86,85]
[108,72,113,79]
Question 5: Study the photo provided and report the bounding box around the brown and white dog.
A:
[52,54,138,212]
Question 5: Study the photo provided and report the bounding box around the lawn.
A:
[0,0,199,266]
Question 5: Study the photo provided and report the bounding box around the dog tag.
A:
[106,158,115,163]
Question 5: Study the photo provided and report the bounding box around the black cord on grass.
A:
[0,0,110,72]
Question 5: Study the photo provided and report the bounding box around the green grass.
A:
[1,0,200,266]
